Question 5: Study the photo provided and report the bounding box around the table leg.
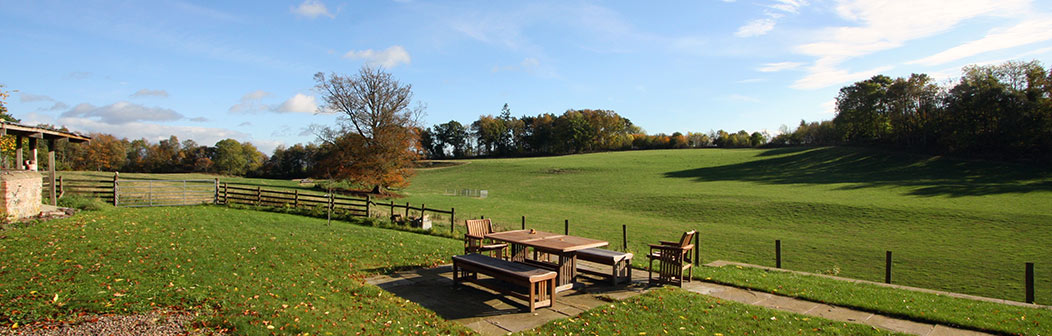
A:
[510,243,528,262]
[554,252,577,292]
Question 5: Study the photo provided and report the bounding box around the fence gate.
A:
[116,179,216,207]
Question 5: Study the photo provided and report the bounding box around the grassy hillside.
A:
[401,147,1052,303]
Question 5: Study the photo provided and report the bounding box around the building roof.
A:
[1,121,90,143]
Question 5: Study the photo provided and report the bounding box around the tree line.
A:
[771,60,1052,163]
[418,104,768,159]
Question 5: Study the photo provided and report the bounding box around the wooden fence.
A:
[45,174,458,228]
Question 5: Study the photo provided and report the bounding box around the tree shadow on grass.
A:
[665,146,1052,197]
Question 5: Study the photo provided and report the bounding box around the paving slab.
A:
[865,314,935,335]
[485,309,568,333]
[805,304,875,323]
[462,319,512,336]
[751,294,821,313]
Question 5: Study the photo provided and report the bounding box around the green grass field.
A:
[399,147,1052,304]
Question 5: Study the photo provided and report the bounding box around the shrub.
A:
[57,195,111,211]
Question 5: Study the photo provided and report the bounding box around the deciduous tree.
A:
[313,67,423,190]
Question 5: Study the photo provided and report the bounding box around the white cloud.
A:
[229,90,272,113]
[769,0,808,14]
[735,18,776,37]
[821,99,837,115]
[343,46,412,68]
[792,63,893,89]
[909,18,1052,66]
[20,93,55,103]
[788,0,1030,89]
[131,89,169,98]
[757,62,804,72]
[271,94,318,114]
[61,101,183,124]
[291,0,335,19]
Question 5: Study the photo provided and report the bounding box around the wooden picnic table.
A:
[486,229,608,292]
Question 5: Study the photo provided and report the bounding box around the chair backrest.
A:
[465,219,494,236]
[678,230,697,247]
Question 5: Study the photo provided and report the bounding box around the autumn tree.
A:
[68,133,127,171]
[313,67,423,191]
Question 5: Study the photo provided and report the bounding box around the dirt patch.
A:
[0,310,220,336]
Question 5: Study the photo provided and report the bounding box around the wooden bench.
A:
[452,253,557,312]
[575,248,634,285]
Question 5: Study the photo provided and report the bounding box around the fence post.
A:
[622,224,627,252]
[1026,262,1035,303]
[450,208,455,234]
[405,202,410,218]
[420,203,426,219]
[694,230,700,266]
[223,183,228,205]
[58,176,63,199]
[365,195,370,217]
[885,251,893,284]
[564,219,569,235]
[521,216,525,230]
[213,178,219,205]
[112,172,119,206]
[294,190,299,208]
[256,186,262,205]
[390,201,394,216]
[775,240,782,268]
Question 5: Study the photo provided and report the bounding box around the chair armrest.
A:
[464,234,485,240]
[659,240,678,246]
[650,243,692,250]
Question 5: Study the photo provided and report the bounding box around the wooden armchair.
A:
[647,230,696,287]
[464,219,508,259]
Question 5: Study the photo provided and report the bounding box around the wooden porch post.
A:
[47,138,56,205]
[15,135,23,169]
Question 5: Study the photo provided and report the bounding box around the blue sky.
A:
[2,0,1050,154]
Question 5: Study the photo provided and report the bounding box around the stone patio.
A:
[365,261,995,335]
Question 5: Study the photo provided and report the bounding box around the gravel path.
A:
[0,310,218,336]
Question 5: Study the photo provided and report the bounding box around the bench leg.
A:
[529,281,536,312]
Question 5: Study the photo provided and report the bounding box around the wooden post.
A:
[28,138,37,171]
[58,176,63,199]
[775,240,782,268]
[521,216,525,230]
[15,135,23,169]
[256,186,262,205]
[694,230,700,266]
[294,190,300,208]
[564,219,569,235]
[365,195,371,216]
[885,251,893,284]
[481,215,484,219]
[112,172,119,206]
[223,183,228,205]
[450,208,455,234]
[420,203,426,218]
[390,201,394,216]
[47,138,56,205]
[213,178,219,205]
[622,224,627,252]
[405,202,410,218]
[1025,262,1035,303]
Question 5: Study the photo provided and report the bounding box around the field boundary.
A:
[706,260,1051,310]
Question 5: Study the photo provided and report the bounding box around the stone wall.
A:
[1,170,42,221]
